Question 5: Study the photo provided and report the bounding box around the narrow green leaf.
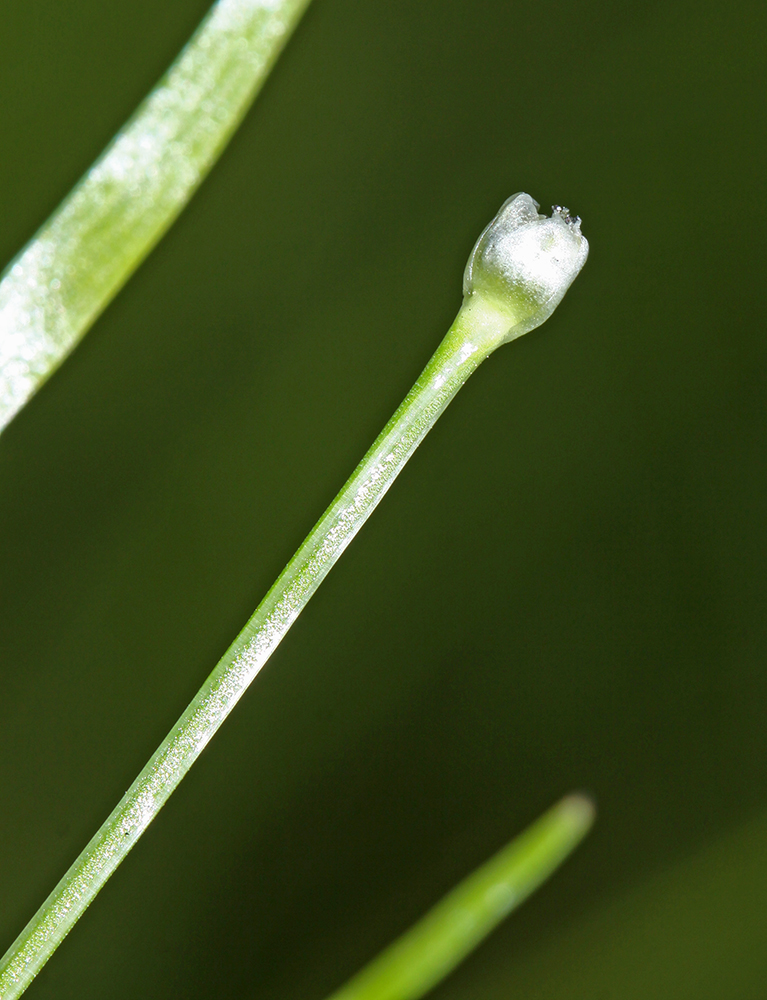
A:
[324,795,596,1000]
[0,0,312,432]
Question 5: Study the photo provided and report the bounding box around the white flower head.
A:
[464,193,588,341]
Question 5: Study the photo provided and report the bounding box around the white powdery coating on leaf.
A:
[0,0,304,432]
[0,241,67,423]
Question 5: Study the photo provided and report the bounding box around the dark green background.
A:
[1,0,766,996]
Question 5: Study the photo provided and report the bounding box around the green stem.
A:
[324,795,595,1000]
[0,296,509,998]
[0,0,312,432]
[0,191,590,994]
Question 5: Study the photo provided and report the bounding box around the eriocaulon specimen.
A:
[0,193,589,997]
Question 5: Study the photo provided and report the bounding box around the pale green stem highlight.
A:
[0,0,312,432]
[0,296,512,997]
[324,795,596,1000]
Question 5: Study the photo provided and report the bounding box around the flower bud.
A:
[463,193,588,342]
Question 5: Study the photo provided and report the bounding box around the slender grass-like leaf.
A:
[324,794,595,1000]
[0,0,312,432]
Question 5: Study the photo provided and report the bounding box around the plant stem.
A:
[0,0,312,432]
[323,794,596,1000]
[0,296,509,997]
[0,192,589,994]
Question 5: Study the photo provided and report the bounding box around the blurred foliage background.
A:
[1,0,766,996]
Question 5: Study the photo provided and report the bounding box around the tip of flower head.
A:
[463,193,588,343]
[551,204,582,234]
